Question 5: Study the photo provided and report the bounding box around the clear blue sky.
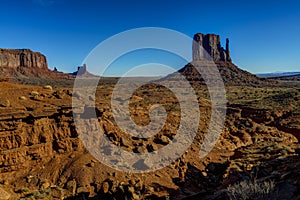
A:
[0,0,299,75]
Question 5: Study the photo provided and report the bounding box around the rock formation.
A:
[0,48,74,81]
[0,48,48,69]
[72,64,97,77]
[163,33,274,86]
[192,33,231,62]
[76,64,87,75]
[0,48,53,79]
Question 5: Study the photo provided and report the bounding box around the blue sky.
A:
[0,0,299,75]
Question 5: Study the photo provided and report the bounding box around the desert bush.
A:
[19,96,27,100]
[43,85,53,90]
[17,187,30,193]
[30,91,39,96]
[227,179,275,200]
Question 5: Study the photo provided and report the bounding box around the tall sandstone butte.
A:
[192,33,231,62]
[166,32,271,86]
[0,48,48,69]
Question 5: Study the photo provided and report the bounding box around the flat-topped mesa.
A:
[0,48,48,69]
[192,33,231,62]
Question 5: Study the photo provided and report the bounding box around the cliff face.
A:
[192,33,231,62]
[0,48,48,69]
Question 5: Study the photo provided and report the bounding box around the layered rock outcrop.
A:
[192,33,231,62]
[0,48,48,69]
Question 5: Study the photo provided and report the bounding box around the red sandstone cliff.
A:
[0,48,48,69]
[0,48,70,80]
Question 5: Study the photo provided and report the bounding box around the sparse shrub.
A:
[43,85,53,90]
[30,91,39,96]
[227,179,275,200]
[19,96,27,100]
[17,187,30,193]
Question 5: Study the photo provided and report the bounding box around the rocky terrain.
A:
[0,81,299,200]
[0,33,299,200]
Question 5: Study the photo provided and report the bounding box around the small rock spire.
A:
[226,38,231,62]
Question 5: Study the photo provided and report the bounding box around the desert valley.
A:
[0,32,299,200]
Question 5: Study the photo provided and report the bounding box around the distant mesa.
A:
[256,71,300,82]
[77,64,87,75]
[267,73,300,81]
[72,64,96,77]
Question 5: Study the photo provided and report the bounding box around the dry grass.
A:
[227,179,275,200]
